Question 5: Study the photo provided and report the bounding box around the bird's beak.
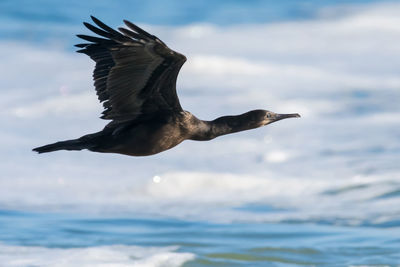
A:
[273,113,301,122]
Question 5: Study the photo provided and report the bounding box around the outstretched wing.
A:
[76,16,186,123]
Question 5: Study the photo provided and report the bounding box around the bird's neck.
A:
[188,113,262,141]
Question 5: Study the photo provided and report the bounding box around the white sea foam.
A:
[0,243,195,267]
[0,168,398,225]
[0,2,399,226]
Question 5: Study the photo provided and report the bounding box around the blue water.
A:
[1,210,400,266]
[0,0,389,46]
[0,0,386,25]
[1,0,400,266]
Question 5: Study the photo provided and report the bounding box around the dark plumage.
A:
[33,17,300,157]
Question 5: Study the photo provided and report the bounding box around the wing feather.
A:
[76,17,186,123]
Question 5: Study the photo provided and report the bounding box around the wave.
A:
[0,243,194,267]
[1,170,399,227]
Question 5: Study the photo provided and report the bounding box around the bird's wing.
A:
[76,16,186,123]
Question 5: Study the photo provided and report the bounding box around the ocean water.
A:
[1,0,400,266]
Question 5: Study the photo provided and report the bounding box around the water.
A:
[1,210,399,266]
[1,1,400,266]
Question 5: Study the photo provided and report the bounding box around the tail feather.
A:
[33,139,89,154]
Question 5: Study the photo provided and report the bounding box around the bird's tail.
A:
[33,134,98,154]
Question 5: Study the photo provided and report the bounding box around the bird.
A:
[33,16,300,157]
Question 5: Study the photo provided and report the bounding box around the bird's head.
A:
[249,109,301,126]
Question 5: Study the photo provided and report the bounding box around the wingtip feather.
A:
[74,43,88,48]
[83,22,92,28]
[90,15,99,22]
[123,20,153,39]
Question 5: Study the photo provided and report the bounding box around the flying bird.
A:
[33,16,300,157]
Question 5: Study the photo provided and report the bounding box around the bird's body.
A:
[91,111,192,156]
[33,17,299,157]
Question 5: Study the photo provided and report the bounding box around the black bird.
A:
[33,16,300,157]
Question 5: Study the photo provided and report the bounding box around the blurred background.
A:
[1,0,400,266]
